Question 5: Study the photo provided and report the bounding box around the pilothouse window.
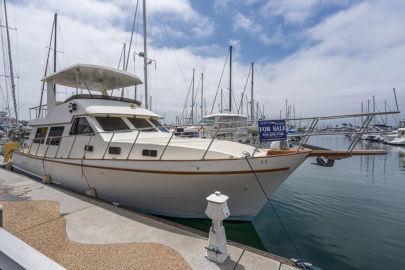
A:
[95,117,129,131]
[69,117,94,135]
[127,118,156,132]
[149,119,169,132]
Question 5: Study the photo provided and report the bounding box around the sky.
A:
[1,0,405,124]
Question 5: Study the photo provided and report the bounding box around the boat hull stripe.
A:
[13,151,290,175]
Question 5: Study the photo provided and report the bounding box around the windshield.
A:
[127,117,157,132]
[95,117,130,131]
[149,118,169,132]
[198,117,214,126]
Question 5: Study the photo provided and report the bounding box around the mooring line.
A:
[232,249,245,270]
[244,157,308,270]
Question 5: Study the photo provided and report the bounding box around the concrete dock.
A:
[0,168,299,270]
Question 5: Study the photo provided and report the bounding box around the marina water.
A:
[168,135,405,270]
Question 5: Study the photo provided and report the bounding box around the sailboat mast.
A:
[201,73,203,120]
[220,89,223,113]
[3,0,18,126]
[53,13,57,99]
[372,95,376,125]
[191,68,194,124]
[142,0,148,109]
[250,62,254,124]
[38,16,55,118]
[229,45,232,112]
[121,43,126,97]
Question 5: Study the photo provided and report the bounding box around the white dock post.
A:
[205,191,230,263]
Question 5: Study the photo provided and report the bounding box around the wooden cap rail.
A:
[308,149,387,157]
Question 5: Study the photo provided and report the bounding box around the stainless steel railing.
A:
[17,122,248,161]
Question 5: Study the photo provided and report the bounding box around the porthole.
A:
[142,149,157,157]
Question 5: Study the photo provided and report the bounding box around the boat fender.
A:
[86,188,96,198]
[270,141,289,150]
[42,175,51,184]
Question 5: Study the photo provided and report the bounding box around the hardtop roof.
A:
[43,63,143,91]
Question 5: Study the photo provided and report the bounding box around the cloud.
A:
[18,0,124,28]
[3,0,405,125]
[146,0,215,38]
[255,0,405,120]
[261,0,353,24]
[233,13,272,45]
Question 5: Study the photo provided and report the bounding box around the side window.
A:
[34,127,48,143]
[46,126,65,145]
[69,117,94,135]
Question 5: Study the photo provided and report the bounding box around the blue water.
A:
[165,135,405,269]
[253,136,405,270]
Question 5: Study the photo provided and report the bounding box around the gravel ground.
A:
[1,200,191,270]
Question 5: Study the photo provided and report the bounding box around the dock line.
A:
[244,156,308,270]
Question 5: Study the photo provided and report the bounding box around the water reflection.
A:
[399,148,405,170]
[166,135,405,270]
[253,135,405,270]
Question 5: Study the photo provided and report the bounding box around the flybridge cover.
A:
[42,63,143,91]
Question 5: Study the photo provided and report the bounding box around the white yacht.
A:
[173,114,249,143]
[198,113,249,143]
[385,128,405,146]
[11,64,383,220]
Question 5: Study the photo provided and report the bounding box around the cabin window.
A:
[46,126,64,145]
[149,118,169,132]
[34,127,48,143]
[95,117,130,131]
[127,118,156,132]
[69,117,94,135]
[142,149,157,157]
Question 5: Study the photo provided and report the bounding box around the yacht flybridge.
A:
[11,64,387,220]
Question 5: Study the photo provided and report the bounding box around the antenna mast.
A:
[3,0,18,126]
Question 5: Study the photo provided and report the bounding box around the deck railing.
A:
[17,121,258,161]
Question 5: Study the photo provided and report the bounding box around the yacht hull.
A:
[11,151,308,220]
